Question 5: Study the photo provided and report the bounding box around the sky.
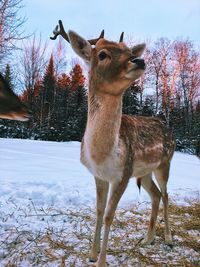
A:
[21,0,200,48]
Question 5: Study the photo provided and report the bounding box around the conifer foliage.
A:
[0,37,200,154]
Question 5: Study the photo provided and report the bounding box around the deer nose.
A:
[130,58,146,70]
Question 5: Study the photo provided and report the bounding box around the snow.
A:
[0,138,199,209]
[0,138,199,266]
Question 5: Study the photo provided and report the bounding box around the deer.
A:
[0,73,30,121]
[51,21,176,267]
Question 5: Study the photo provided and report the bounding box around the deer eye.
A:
[98,51,108,61]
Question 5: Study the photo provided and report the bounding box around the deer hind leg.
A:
[140,173,161,245]
[96,178,129,267]
[89,177,109,262]
[154,162,172,244]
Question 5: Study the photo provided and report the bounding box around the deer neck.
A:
[84,83,122,165]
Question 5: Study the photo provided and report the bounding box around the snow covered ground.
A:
[0,138,199,209]
[0,138,199,266]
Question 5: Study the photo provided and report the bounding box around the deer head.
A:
[0,74,30,121]
[51,21,146,96]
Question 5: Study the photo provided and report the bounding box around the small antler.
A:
[119,32,124,42]
[88,30,105,45]
[50,20,104,45]
[50,20,70,42]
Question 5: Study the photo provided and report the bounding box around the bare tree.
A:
[20,35,47,109]
[159,39,175,126]
[52,37,67,76]
[149,38,180,126]
[174,39,200,133]
[139,47,151,109]
[148,39,166,113]
[0,0,26,66]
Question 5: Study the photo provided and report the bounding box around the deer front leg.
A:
[96,178,129,267]
[89,177,109,262]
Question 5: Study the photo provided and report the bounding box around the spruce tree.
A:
[70,64,85,91]
[122,84,140,115]
[142,96,155,116]
[4,64,13,90]
[65,63,87,140]
[40,54,56,127]
[54,73,71,140]
[67,85,87,141]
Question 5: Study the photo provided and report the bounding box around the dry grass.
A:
[0,195,199,266]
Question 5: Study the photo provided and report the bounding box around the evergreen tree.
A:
[122,84,140,115]
[70,64,85,91]
[57,73,71,90]
[194,100,200,137]
[142,96,155,116]
[4,64,13,90]
[67,85,87,141]
[56,73,71,122]
[53,73,71,140]
[39,54,56,126]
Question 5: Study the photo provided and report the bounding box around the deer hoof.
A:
[141,236,155,246]
[89,257,97,263]
[95,263,108,267]
[165,234,173,246]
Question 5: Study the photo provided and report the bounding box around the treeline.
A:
[143,38,200,153]
[0,55,144,142]
[0,0,199,153]
[0,58,88,141]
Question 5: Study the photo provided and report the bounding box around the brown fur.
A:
[60,30,175,267]
[84,92,122,165]
[120,115,175,163]
[0,74,29,121]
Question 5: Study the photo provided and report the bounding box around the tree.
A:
[39,54,56,126]
[70,63,85,91]
[122,84,140,115]
[194,100,200,137]
[138,47,152,109]
[174,39,200,135]
[67,85,88,141]
[142,96,155,116]
[4,63,13,89]
[148,39,165,114]
[52,38,67,76]
[0,0,26,66]
[54,73,71,132]
[20,35,47,110]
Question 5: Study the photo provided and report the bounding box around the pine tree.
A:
[57,73,71,90]
[4,64,13,90]
[70,64,85,91]
[122,84,140,115]
[63,63,87,141]
[54,73,72,139]
[194,100,200,137]
[39,54,56,126]
[67,85,87,141]
[142,96,155,116]
[56,73,71,121]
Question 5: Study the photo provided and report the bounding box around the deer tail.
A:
[136,177,141,193]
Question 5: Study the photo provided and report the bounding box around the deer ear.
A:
[131,43,146,57]
[68,30,92,63]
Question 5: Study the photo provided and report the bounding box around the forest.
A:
[0,0,200,154]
